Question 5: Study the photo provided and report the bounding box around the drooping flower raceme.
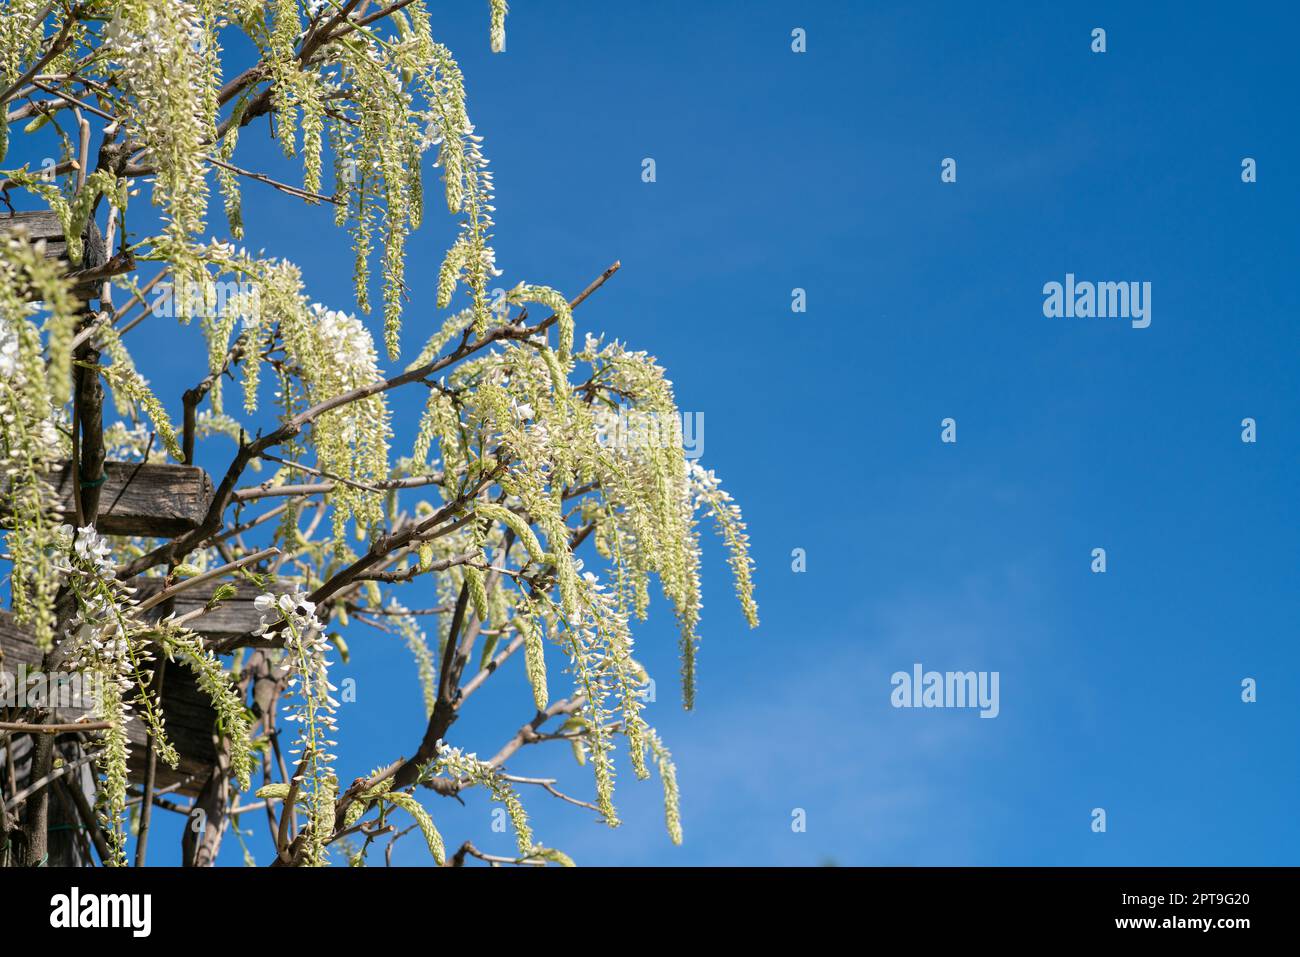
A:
[434,741,535,858]
[60,525,178,865]
[0,1,759,867]
[258,587,340,866]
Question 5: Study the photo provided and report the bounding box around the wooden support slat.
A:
[0,209,108,299]
[0,209,66,252]
[2,461,214,536]
[43,461,214,537]
[130,578,270,643]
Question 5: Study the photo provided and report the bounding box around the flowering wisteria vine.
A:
[0,1,755,868]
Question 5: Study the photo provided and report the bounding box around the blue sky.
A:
[9,1,1299,865]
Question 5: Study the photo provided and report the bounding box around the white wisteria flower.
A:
[253,587,319,636]
[0,320,18,378]
[307,304,382,374]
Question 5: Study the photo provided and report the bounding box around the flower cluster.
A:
[0,237,79,649]
[59,524,178,864]
[61,527,135,705]
[0,318,18,379]
[434,741,535,857]
[156,623,254,792]
[68,524,117,579]
[259,587,339,865]
[253,587,318,637]
[688,461,759,630]
[308,304,381,375]
[388,603,438,718]
[279,297,392,544]
[489,0,509,53]
[103,1,213,270]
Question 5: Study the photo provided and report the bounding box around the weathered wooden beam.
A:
[0,609,51,675]
[2,461,214,536]
[0,209,110,300]
[43,461,214,537]
[130,577,271,644]
[0,209,76,257]
[0,611,218,798]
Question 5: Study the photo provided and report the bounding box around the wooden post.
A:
[47,740,95,866]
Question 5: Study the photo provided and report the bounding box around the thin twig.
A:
[259,452,383,495]
[2,749,101,812]
[133,546,280,614]
[206,155,339,205]
[133,657,165,866]
[0,721,111,734]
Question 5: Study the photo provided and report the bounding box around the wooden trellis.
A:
[0,513,276,796]
[0,609,218,796]
[0,204,263,863]
[0,452,275,864]
[0,209,104,266]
